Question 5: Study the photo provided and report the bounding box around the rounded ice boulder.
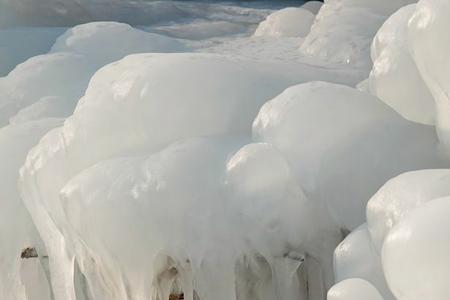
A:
[383,197,450,300]
[334,224,394,299]
[327,278,384,300]
[367,169,450,252]
[253,81,444,230]
[369,5,434,125]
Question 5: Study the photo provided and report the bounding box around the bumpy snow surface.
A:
[1,0,450,300]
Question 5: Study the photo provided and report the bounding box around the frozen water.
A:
[0,52,95,127]
[1,0,450,299]
[18,53,326,300]
[334,224,394,299]
[0,119,62,300]
[0,22,188,126]
[253,81,444,230]
[367,169,450,252]
[51,22,187,66]
[327,278,384,300]
[369,4,434,125]
[254,7,315,38]
[0,27,65,76]
[301,1,323,15]
[300,0,416,70]
[383,197,450,300]
[408,0,450,152]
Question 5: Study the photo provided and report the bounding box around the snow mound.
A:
[253,81,444,230]
[382,197,450,299]
[369,4,434,125]
[334,224,394,299]
[51,22,187,66]
[328,278,383,300]
[366,169,450,252]
[254,7,315,38]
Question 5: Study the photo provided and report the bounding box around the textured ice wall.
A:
[0,119,62,300]
[19,53,318,300]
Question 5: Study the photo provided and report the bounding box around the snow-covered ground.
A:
[1,0,450,299]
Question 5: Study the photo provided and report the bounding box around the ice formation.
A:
[408,0,450,152]
[300,0,416,69]
[0,27,65,76]
[0,119,62,300]
[19,53,337,300]
[2,0,450,299]
[327,278,383,300]
[0,52,95,126]
[369,4,435,125]
[333,224,394,300]
[366,169,450,251]
[254,8,315,38]
[51,22,186,66]
[253,81,444,230]
[301,1,323,15]
[0,22,187,126]
[383,197,450,299]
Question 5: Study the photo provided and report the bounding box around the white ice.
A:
[1,0,450,299]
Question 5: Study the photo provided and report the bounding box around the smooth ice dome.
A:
[300,0,416,68]
[367,169,450,251]
[0,22,190,127]
[382,197,450,300]
[334,224,394,299]
[254,7,315,38]
[0,52,95,126]
[327,278,384,300]
[369,4,435,125]
[253,81,444,230]
[57,53,298,156]
[408,0,450,151]
[51,22,187,66]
